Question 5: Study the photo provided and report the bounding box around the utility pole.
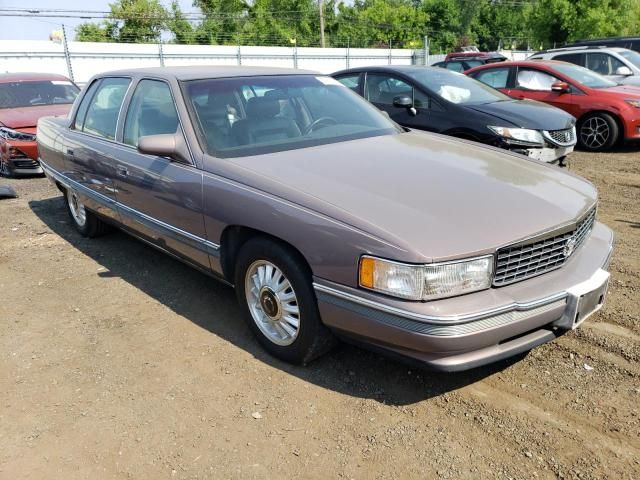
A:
[318,0,325,48]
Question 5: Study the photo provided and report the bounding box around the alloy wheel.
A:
[580,116,610,150]
[244,259,300,346]
[67,191,87,227]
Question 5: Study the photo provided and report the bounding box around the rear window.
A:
[0,80,79,109]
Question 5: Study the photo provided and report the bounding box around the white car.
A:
[528,46,640,86]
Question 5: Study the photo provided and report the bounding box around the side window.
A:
[365,74,413,105]
[73,80,101,130]
[445,62,465,73]
[585,53,625,75]
[123,79,179,147]
[515,68,559,91]
[82,77,130,140]
[413,89,432,109]
[335,74,361,93]
[464,60,483,69]
[553,53,585,67]
[474,68,510,89]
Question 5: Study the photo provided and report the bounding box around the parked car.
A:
[528,46,640,86]
[562,36,640,54]
[432,51,507,73]
[38,66,614,371]
[333,66,576,164]
[0,73,79,176]
[467,60,640,151]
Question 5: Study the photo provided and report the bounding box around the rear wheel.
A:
[234,237,336,364]
[578,113,619,151]
[64,188,110,237]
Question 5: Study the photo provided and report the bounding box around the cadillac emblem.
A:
[563,236,577,258]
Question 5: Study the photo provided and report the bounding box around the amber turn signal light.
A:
[359,257,375,288]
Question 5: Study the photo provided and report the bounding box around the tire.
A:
[578,112,619,151]
[0,157,13,177]
[234,237,336,365]
[64,188,110,237]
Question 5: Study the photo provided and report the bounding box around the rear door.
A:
[64,76,131,221]
[113,78,210,270]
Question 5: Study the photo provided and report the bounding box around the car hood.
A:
[0,104,71,129]
[226,131,597,262]
[465,99,575,130]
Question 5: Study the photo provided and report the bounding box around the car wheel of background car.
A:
[234,237,336,365]
[0,158,12,177]
[578,113,619,151]
[64,188,110,237]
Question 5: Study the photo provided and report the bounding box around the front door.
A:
[113,78,210,271]
[506,67,578,115]
[363,73,448,133]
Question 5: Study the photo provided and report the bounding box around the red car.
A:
[0,73,79,177]
[466,60,640,151]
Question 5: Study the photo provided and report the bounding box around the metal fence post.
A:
[61,24,74,82]
[293,41,298,69]
[346,38,350,69]
[388,39,392,64]
[158,39,165,67]
[237,45,242,65]
[424,35,429,66]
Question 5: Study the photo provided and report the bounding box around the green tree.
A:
[76,0,167,43]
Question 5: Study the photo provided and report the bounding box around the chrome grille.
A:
[494,206,596,286]
[543,127,576,146]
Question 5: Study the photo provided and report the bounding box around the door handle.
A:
[67,149,74,157]
[116,165,129,177]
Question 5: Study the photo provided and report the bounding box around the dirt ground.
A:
[1,149,638,480]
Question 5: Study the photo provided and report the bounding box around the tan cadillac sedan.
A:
[37,66,614,371]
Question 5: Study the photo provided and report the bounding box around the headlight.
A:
[625,99,640,108]
[359,255,494,301]
[0,126,36,141]
[488,126,544,146]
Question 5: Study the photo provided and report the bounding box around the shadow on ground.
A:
[30,195,523,406]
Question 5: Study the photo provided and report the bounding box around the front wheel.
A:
[578,113,619,151]
[234,238,335,364]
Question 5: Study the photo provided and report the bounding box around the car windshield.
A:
[183,75,401,158]
[552,63,618,88]
[619,49,640,69]
[404,68,510,105]
[0,80,79,108]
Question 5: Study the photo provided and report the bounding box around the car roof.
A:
[468,59,568,71]
[333,65,444,76]
[0,72,73,83]
[95,65,318,81]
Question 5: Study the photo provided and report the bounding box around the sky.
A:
[0,0,196,40]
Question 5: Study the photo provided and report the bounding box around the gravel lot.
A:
[1,149,639,479]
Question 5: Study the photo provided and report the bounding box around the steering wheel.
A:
[303,116,338,135]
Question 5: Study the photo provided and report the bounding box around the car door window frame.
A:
[334,72,363,95]
[71,76,132,142]
[363,72,437,110]
[117,76,195,166]
[473,67,511,89]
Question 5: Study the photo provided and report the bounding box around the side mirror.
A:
[615,66,633,76]
[137,133,190,164]
[551,81,570,93]
[393,95,413,108]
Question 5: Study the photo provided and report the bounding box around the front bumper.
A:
[314,222,614,371]
[523,145,574,163]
